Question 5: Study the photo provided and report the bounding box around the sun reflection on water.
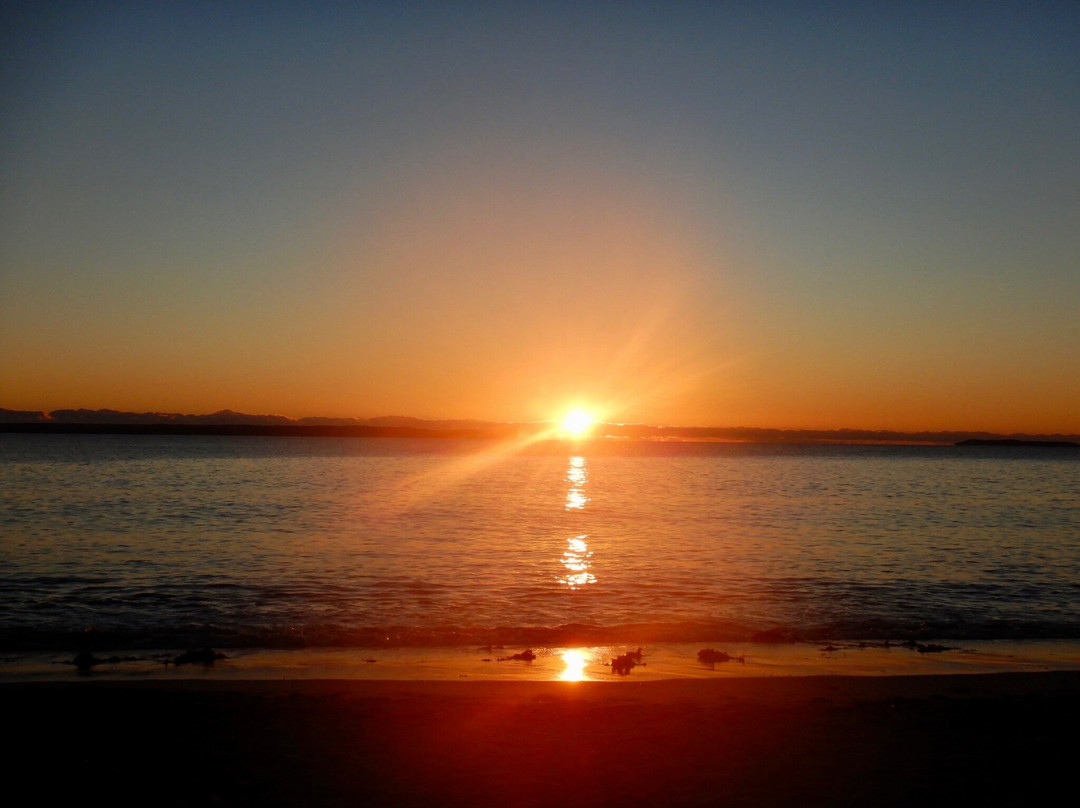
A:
[564,455,589,510]
[558,455,596,588]
[560,534,596,588]
[566,456,587,484]
[560,649,589,681]
[565,490,588,510]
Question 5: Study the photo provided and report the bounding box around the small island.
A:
[955,439,1080,448]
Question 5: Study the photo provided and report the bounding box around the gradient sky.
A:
[2,1,1078,432]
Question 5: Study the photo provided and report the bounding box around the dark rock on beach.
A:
[69,651,141,673]
[496,650,536,662]
[698,648,746,665]
[610,648,644,675]
[73,650,102,673]
[895,640,958,654]
[170,648,227,666]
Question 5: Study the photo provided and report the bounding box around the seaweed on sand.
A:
[169,648,227,666]
[697,648,746,667]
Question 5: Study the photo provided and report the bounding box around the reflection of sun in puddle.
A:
[560,649,589,681]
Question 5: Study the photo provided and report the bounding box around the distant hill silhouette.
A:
[955,438,1079,448]
[2,408,1078,445]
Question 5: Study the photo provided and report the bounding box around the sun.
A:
[562,409,593,436]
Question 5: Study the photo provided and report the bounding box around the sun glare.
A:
[562,409,593,436]
[560,649,589,681]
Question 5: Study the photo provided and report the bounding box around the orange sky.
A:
[3,5,1078,434]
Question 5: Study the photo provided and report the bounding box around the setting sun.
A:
[562,409,593,436]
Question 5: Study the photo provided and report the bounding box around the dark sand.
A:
[7,672,1078,807]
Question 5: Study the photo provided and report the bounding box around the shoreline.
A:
[6,638,1079,683]
[6,671,1078,806]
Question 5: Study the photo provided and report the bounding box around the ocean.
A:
[3,433,1078,667]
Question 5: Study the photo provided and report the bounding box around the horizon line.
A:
[2,406,1079,444]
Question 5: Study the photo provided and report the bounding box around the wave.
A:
[5,616,1080,653]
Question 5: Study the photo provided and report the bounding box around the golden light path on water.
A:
[379,408,598,514]
[559,455,596,589]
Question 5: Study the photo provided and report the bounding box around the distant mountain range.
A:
[2,408,1078,445]
[0,408,491,429]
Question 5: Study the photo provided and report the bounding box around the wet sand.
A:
[5,671,1078,806]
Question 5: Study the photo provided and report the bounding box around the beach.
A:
[7,671,1078,807]
[4,436,1078,805]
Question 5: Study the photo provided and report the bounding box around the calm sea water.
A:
[2,434,1078,651]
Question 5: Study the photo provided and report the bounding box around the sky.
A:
[2,1,1078,432]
